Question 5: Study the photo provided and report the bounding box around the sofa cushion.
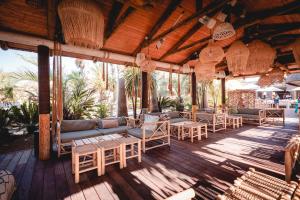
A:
[144,114,159,131]
[96,126,129,135]
[196,113,214,122]
[237,108,260,115]
[232,114,260,119]
[60,129,102,143]
[166,111,180,119]
[101,119,119,129]
[170,118,189,124]
[128,128,165,139]
[61,120,97,133]
[99,117,127,128]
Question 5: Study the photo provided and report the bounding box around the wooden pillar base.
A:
[39,114,50,160]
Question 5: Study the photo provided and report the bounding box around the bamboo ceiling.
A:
[0,0,300,74]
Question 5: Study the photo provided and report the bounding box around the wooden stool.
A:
[227,116,242,129]
[73,144,100,183]
[118,137,142,167]
[182,123,208,143]
[97,140,123,175]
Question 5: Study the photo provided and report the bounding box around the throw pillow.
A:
[144,114,159,131]
[101,119,119,129]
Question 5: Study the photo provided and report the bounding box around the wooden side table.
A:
[182,122,208,143]
[118,137,142,167]
[97,140,123,175]
[227,116,242,129]
[72,144,100,183]
[170,121,194,140]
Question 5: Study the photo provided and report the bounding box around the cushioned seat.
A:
[96,126,129,135]
[128,128,165,139]
[232,113,260,119]
[169,118,189,124]
[61,129,102,143]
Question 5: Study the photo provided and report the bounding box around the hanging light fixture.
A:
[135,38,157,73]
[194,61,215,81]
[212,22,236,40]
[291,39,300,66]
[199,40,224,65]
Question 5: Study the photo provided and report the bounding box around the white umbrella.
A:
[290,87,300,91]
[256,86,283,92]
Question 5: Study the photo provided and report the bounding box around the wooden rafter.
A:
[142,0,230,51]
[159,0,225,60]
[47,0,56,40]
[104,0,124,40]
[133,0,182,55]
[105,5,135,42]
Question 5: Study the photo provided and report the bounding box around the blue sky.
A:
[0,49,79,74]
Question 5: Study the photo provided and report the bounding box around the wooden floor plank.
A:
[1,121,297,200]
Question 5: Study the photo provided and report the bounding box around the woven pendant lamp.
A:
[58,0,104,49]
[212,22,236,41]
[291,39,300,66]
[246,40,276,74]
[182,63,191,74]
[199,40,224,65]
[226,41,250,76]
[257,74,272,87]
[257,68,284,87]
[140,55,156,73]
[194,61,215,81]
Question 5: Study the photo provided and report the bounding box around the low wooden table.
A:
[227,116,242,129]
[170,121,194,140]
[182,122,208,142]
[72,133,141,182]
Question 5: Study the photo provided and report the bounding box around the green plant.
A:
[94,103,109,118]
[0,108,11,136]
[157,96,175,112]
[11,102,39,134]
[175,96,185,111]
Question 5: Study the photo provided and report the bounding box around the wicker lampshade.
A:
[135,53,146,66]
[257,68,284,87]
[291,39,300,66]
[140,56,156,73]
[257,74,272,87]
[246,40,276,74]
[212,22,236,41]
[194,61,215,81]
[58,0,104,49]
[182,63,191,74]
[199,40,224,65]
[226,41,250,76]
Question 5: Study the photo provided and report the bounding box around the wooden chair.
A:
[128,120,171,153]
[195,112,226,133]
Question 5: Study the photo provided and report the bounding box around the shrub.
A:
[94,103,109,119]
[0,108,11,136]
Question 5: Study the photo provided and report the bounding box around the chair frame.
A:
[141,120,171,153]
[195,112,226,133]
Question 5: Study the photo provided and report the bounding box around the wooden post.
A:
[191,72,197,121]
[141,71,148,111]
[221,78,226,108]
[38,45,51,160]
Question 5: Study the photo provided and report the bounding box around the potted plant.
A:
[11,102,39,134]
[0,108,11,137]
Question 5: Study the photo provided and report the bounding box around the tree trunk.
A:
[150,84,159,113]
[117,78,128,117]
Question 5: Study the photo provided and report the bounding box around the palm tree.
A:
[197,81,209,110]
[150,73,159,112]
[117,77,128,117]
[124,67,141,118]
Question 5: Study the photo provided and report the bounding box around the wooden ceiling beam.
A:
[104,5,135,42]
[144,0,230,49]
[47,0,57,40]
[234,0,300,29]
[159,0,224,61]
[104,0,124,40]
[133,0,182,55]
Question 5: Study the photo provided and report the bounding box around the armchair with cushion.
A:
[230,108,266,125]
[127,114,170,153]
[195,112,226,133]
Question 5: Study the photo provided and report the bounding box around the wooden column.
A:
[141,71,148,111]
[191,72,197,121]
[221,78,226,107]
[38,45,51,160]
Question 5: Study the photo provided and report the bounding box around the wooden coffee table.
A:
[227,115,242,129]
[170,121,194,140]
[182,122,208,142]
[72,133,141,182]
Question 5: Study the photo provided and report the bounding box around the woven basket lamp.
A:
[291,39,300,66]
[58,0,104,49]
[257,74,272,87]
[182,63,191,74]
[140,55,156,73]
[199,40,224,65]
[269,68,284,83]
[212,22,236,41]
[226,41,250,76]
[246,40,276,74]
[194,61,216,81]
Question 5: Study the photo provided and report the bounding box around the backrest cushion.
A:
[237,108,260,115]
[144,114,159,131]
[167,111,180,119]
[101,119,119,129]
[98,117,127,128]
[61,120,97,133]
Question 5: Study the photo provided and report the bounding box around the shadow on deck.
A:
[0,121,298,200]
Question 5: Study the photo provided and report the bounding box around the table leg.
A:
[138,140,142,163]
[198,127,201,141]
[101,149,105,175]
[190,128,193,143]
[75,153,79,183]
[97,148,102,176]
[205,125,208,138]
[120,146,123,169]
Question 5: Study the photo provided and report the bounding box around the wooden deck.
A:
[1,121,298,200]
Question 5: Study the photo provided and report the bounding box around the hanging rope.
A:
[168,65,173,96]
[177,73,181,97]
